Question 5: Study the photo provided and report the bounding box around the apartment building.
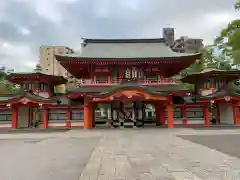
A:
[162,28,203,53]
[171,36,203,53]
[39,46,76,86]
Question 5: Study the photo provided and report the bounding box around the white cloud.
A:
[1,0,240,72]
[203,12,239,29]
[13,0,78,24]
[17,26,31,36]
[0,41,36,72]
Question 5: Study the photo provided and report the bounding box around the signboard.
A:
[200,88,216,96]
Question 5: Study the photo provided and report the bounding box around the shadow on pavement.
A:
[178,134,240,159]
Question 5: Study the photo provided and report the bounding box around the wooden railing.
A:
[76,78,176,86]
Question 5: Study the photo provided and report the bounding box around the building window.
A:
[48,110,66,121]
[0,111,12,121]
[145,75,159,82]
[39,83,49,91]
[95,76,108,83]
[71,111,84,120]
[186,108,204,119]
[203,80,211,89]
[125,68,131,78]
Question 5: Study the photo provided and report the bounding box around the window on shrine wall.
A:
[164,107,182,119]
[173,108,182,118]
[203,80,211,89]
[0,111,12,121]
[48,110,66,121]
[95,76,108,83]
[23,83,35,90]
[39,84,49,91]
[124,68,141,79]
[186,108,204,119]
[125,68,132,78]
[145,75,159,82]
[215,80,224,89]
[22,84,27,89]
[71,110,84,120]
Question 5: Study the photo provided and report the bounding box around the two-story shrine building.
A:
[0,38,239,129]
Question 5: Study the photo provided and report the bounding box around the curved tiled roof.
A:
[0,90,57,104]
[198,83,240,101]
[6,72,67,85]
[181,69,240,84]
[56,38,201,59]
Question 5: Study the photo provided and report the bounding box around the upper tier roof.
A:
[181,68,240,84]
[6,72,67,85]
[56,38,201,60]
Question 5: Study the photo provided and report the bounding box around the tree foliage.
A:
[183,45,232,76]
[214,1,240,65]
[235,0,240,10]
[0,66,19,93]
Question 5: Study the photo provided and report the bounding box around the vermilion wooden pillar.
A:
[159,104,165,125]
[204,104,210,125]
[42,107,48,128]
[155,103,165,126]
[216,104,220,123]
[66,107,71,128]
[166,102,174,128]
[84,102,93,129]
[12,105,18,129]
[181,106,187,125]
[154,103,161,126]
[232,101,239,125]
[92,103,96,128]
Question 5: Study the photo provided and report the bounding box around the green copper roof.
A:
[181,69,240,84]
[55,38,201,60]
[198,82,240,100]
[0,90,57,103]
[6,72,67,85]
[67,82,192,94]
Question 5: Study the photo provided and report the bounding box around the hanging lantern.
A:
[224,96,231,102]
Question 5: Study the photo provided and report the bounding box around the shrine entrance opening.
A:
[110,101,146,128]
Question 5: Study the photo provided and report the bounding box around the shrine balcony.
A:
[76,78,177,86]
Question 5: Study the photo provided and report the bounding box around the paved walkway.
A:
[78,129,240,180]
[1,128,240,180]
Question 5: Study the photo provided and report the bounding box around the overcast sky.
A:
[0,0,239,72]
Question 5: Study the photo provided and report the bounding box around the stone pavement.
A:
[1,128,240,180]
[78,129,240,180]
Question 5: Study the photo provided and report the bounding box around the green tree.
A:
[183,45,220,74]
[235,0,240,10]
[0,66,20,93]
[214,0,240,66]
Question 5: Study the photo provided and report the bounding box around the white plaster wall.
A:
[0,123,11,128]
[174,118,183,124]
[187,119,204,124]
[219,103,234,124]
[71,121,84,127]
[18,106,29,128]
[48,122,66,127]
